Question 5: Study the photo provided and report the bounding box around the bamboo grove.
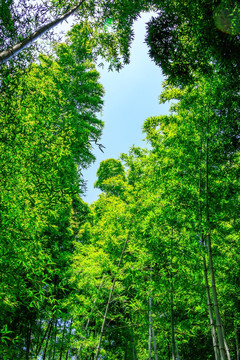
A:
[0,0,239,359]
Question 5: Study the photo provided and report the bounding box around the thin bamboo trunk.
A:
[170,228,176,360]
[94,229,132,360]
[52,319,58,360]
[199,129,220,360]
[0,1,85,65]
[221,323,231,360]
[78,275,106,357]
[205,126,227,360]
[60,321,67,360]
[35,318,53,358]
[235,324,239,360]
[42,319,53,360]
[34,318,42,356]
[65,319,73,360]
[48,319,58,360]
[203,255,220,360]
[149,265,158,360]
[207,235,227,360]
[152,327,158,360]
[149,296,152,360]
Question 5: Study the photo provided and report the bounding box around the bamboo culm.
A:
[170,228,176,360]
[0,0,86,65]
[94,229,132,360]
[203,255,220,360]
[149,295,152,360]
[205,117,228,360]
[78,275,106,357]
[199,126,220,360]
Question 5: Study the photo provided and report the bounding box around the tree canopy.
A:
[0,1,239,359]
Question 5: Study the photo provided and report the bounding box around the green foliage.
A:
[0,1,240,359]
[0,23,104,359]
[68,71,240,359]
[145,0,240,84]
[94,158,126,196]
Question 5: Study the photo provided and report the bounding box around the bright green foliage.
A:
[0,23,104,359]
[94,158,126,196]
[0,1,240,359]
[2,0,240,79]
[69,71,240,359]
[145,0,240,84]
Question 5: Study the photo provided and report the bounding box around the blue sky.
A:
[82,12,170,204]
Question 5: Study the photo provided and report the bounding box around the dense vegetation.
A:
[0,1,239,359]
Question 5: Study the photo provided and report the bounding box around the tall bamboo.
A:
[205,116,227,360]
[152,327,158,360]
[94,229,132,360]
[203,255,220,360]
[170,228,176,360]
[78,275,106,358]
[42,319,53,360]
[35,318,53,358]
[0,1,85,65]
[148,265,158,360]
[199,135,220,360]
[235,323,239,360]
[149,297,152,360]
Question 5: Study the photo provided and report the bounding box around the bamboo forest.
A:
[0,1,240,359]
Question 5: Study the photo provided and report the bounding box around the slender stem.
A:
[199,122,219,360]
[205,117,227,360]
[149,295,152,360]
[221,323,231,360]
[78,275,106,357]
[60,321,66,360]
[35,318,53,358]
[0,1,86,65]
[65,319,73,360]
[94,229,132,360]
[235,323,239,360]
[42,318,53,360]
[152,327,158,360]
[149,265,158,360]
[170,228,176,360]
[52,319,58,360]
[203,255,220,360]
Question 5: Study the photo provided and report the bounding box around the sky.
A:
[81,12,170,204]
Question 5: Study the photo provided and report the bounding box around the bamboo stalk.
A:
[203,255,220,360]
[59,321,67,360]
[94,229,132,360]
[42,319,53,360]
[35,318,53,358]
[235,323,239,360]
[199,126,220,360]
[65,319,73,360]
[52,319,58,360]
[152,327,158,360]
[78,275,106,357]
[0,0,86,65]
[170,228,176,360]
[149,265,158,360]
[205,118,227,360]
[221,323,231,360]
[149,295,152,360]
